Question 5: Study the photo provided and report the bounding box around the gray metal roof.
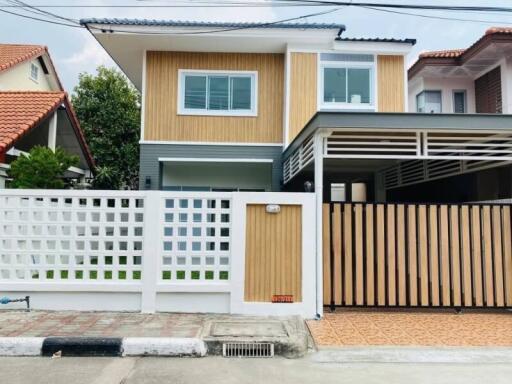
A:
[336,37,416,45]
[80,18,346,30]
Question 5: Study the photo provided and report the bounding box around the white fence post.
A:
[141,191,160,313]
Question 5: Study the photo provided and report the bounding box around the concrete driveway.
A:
[2,356,512,384]
[308,308,512,347]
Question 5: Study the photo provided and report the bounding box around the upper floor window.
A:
[453,90,466,113]
[417,90,441,113]
[178,70,257,116]
[319,53,375,110]
[30,63,39,82]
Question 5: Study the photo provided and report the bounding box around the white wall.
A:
[0,60,54,91]
[408,76,476,113]
[162,161,273,191]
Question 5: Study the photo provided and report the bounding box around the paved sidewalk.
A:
[307,309,512,347]
[0,311,208,338]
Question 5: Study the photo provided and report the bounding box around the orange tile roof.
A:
[410,26,512,79]
[0,91,65,153]
[0,44,46,73]
[419,49,466,59]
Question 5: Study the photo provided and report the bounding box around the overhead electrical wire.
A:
[2,0,512,33]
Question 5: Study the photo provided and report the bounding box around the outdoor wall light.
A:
[266,204,281,214]
[145,176,151,190]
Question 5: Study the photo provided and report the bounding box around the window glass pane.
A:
[347,68,370,104]
[323,68,346,103]
[416,92,425,112]
[454,92,466,113]
[230,77,252,110]
[184,76,206,109]
[424,91,442,113]
[208,76,229,110]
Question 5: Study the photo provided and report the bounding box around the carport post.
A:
[314,132,324,318]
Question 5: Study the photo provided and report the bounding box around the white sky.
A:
[1,0,512,90]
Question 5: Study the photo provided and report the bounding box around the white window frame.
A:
[416,90,442,113]
[318,61,375,111]
[30,62,39,82]
[177,69,258,117]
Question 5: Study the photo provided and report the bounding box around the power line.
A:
[0,6,82,27]
[358,5,512,25]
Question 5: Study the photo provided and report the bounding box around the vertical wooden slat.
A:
[408,205,418,306]
[429,205,440,306]
[376,204,386,306]
[482,206,494,306]
[502,206,512,306]
[322,204,331,306]
[439,205,451,306]
[418,205,429,306]
[492,206,504,306]
[397,205,406,306]
[344,204,353,305]
[244,205,302,302]
[460,206,473,307]
[366,204,375,306]
[471,206,484,306]
[387,204,396,306]
[332,204,342,306]
[450,206,462,307]
[355,204,364,305]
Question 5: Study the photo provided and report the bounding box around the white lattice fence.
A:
[0,192,146,284]
[0,190,315,316]
[159,195,232,283]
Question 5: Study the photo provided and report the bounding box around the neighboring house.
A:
[408,27,512,114]
[0,44,94,187]
[82,19,512,203]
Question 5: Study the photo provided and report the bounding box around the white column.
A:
[313,133,324,318]
[141,191,160,313]
[48,111,57,151]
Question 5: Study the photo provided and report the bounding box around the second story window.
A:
[417,90,441,113]
[319,53,375,110]
[178,70,257,116]
[30,63,39,82]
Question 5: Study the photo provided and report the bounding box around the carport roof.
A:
[283,111,512,160]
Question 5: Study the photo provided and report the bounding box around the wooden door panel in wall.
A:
[244,204,302,302]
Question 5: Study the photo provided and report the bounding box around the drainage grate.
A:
[222,342,274,358]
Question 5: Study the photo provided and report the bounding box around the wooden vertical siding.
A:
[323,203,512,308]
[144,51,284,143]
[288,52,317,143]
[377,55,405,112]
[244,204,302,302]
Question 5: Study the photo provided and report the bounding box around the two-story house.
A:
[0,44,94,188]
[83,19,512,204]
[408,27,512,114]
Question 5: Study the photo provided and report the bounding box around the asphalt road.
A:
[3,356,512,384]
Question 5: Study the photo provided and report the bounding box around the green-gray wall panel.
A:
[139,144,283,191]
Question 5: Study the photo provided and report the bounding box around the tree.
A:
[72,66,140,190]
[8,146,79,189]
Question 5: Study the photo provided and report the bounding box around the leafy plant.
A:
[8,146,79,189]
[72,66,140,190]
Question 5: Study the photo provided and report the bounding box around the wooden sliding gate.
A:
[323,203,512,308]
